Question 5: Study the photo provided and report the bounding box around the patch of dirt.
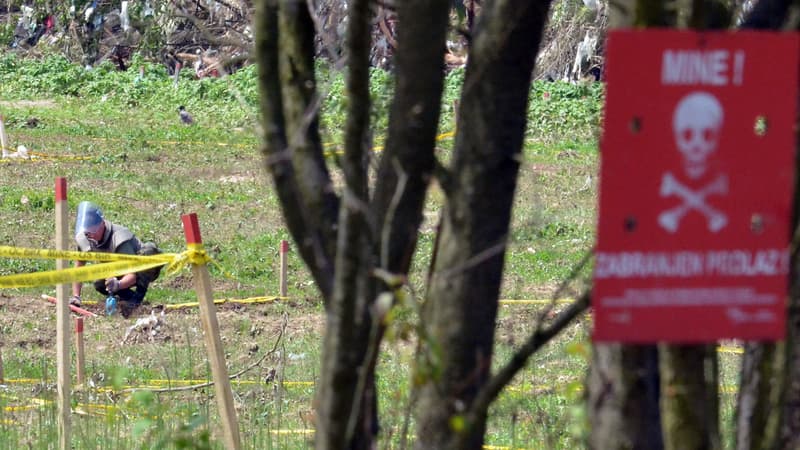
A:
[0,293,325,362]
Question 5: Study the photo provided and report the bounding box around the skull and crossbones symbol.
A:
[658,91,728,233]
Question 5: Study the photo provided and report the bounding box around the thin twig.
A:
[119,316,288,394]
[466,291,591,440]
[381,158,409,269]
[431,238,507,281]
[458,290,591,446]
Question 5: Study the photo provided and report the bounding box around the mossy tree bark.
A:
[588,344,663,449]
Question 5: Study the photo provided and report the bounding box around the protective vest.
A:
[76,220,141,254]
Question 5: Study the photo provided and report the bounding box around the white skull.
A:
[672,92,724,179]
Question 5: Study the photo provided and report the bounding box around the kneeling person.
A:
[70,201,161,312]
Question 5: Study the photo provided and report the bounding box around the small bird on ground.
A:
[178,105,194,125]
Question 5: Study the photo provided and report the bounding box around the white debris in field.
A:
[2,145,31,159]
[123,310,169,343]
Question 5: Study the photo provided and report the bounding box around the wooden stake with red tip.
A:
[54,177,71,450]
[42,295,97,317]
[182,213,242,450]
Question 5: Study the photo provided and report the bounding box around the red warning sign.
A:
[593,30,799,342]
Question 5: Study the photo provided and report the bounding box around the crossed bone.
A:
[658,172,728,233]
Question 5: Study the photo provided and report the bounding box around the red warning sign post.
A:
[594,30,799,343]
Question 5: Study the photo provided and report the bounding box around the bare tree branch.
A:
[458,290,591,444]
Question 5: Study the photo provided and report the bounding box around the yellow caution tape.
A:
[165,296,282,309]
[436,130,455,140]
[718,346,744,355]
[0,243,211,289]
[4,404,39,412]
[0,146,91,162]
[0,245,168,263]
[322,129,455,157]
[2,378,44,385]
[87,135,252,149]
[29,151,92,161]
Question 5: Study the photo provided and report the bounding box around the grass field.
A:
[0,56,742,449]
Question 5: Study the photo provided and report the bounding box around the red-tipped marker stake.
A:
[54,177,71,449]
[42,295,97,318]
[182,213,241,450]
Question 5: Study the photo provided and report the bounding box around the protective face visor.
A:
[75,201,104,239]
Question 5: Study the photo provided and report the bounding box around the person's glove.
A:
[105,278,121,293]
[69,295,81,307]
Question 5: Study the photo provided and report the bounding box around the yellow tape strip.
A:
[0,244,210,289]
[0,259,167,288]
[0,245,171,263]
[29,151,92,161]
[436,130,455,140]
[86,135,252,149]
[4,404,39,412]
[322,129,455,157]
[165,296,282,309]
[718,346,744,355]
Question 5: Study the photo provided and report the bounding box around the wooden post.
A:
[0,114,9,157]
[173,62,182,87]
[75,318,85,385]
[279,240,288,298]
[182,213,242,450]
[54,177,71,450]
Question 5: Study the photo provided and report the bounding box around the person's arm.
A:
[105,240,138,292]
[110,272,137,291]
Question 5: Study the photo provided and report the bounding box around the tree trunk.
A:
[371,0,450,273]
[588,2,671,448]
[780,310,800,449]
[737,342,784,450]
[414,1,552,448]
[276,0,340,299]
[660,344,720,450]
[256,0,339,302]
[314,0,379,447]
[588,344,663,449]
[659,3,733,448]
